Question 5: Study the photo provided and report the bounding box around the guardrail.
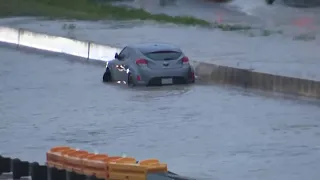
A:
[0,146,194,180]
[0,26,319,98]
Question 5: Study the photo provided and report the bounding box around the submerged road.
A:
[0,46,320,180]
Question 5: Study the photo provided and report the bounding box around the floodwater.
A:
[2,0,320,80]
[0,46,320,180]
[2,17,320,81]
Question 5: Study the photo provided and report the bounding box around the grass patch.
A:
[0,0,210,26]
[212,22,251,31]
[0,0,97,19]
[0,0,286,36]
[0,0,257,31]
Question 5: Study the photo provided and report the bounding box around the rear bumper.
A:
[135,67,194,86]
[148,76,189,86]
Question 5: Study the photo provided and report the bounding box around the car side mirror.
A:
[115,53,119,59]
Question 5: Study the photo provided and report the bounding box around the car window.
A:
[143,51,182,61]
[119,47,130,59]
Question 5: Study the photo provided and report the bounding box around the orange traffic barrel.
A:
[82,154,109,179]
[63,150,89,173]
[138,158,168,173]
[108,158,167,180]
[46,146,74,169]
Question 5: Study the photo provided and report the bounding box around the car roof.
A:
[128,42,182,54]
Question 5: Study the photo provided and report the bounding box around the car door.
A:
[114,47,131,81]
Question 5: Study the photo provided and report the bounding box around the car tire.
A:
[188,70,195,84]
[127,73,135,87]
[102,69,112,82]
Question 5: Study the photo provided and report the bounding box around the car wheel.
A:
[188,71,195,84]
[102,69,112,82]
[127,73,135,87]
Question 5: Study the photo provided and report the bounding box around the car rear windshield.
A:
[143,51,182,61]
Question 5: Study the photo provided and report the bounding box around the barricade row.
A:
[0,146,176,180]
[0,26,319,98]
[46,146,167,180]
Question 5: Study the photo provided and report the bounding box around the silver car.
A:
[102,42,195,86]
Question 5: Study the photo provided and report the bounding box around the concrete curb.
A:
[194,62,320,98]
[0,26,319,98]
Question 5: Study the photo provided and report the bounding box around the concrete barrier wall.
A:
[0,27,19,44]
[0,26,319,98]
[194,62,320,98]
[19,29,90,58]
[0,27,119,61]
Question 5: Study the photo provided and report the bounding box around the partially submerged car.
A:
[102,42,195,86]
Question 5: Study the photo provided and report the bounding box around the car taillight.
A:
[136,59,147,65]
[182,56,189,64]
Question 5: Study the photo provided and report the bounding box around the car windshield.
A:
[143,51,182,61]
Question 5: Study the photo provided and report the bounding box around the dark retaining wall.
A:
[194,62,320,98]
[0,155,99,180]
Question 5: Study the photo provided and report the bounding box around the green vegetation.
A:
[0,0,256,31]
[0,0,210,26]
[0,0,286,35]
[0,0,93,19]
[212,22,251,31]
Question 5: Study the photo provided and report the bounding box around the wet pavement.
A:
[114,0,320,33]
[1,46,320,180]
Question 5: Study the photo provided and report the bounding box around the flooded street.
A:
[0,46,320,180]
[1,18,319,81]
[1,1,320,179]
